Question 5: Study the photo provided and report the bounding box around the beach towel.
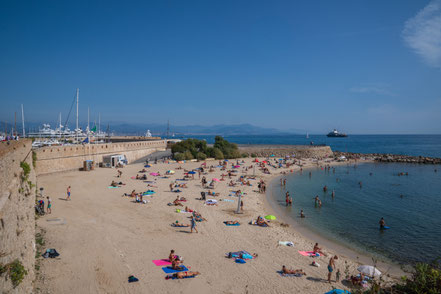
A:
[278,241,294,247]
[162,266,188,274]
[277,271,303,277]
[165,274,196,280]
[226,251,253,259]
[224,222,240,226]
[108,186,120,189]
[222,199,235,202]
[171,224,188,227]
[298,251,319,257]
[152,259,172,266]
[130,176,136,179]
[235,259,246,264]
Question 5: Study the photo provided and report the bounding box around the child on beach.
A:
[66,186,71,201]
[47,196,52,214]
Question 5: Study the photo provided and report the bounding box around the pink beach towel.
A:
[298,251,318,257]
[152,259,172,266]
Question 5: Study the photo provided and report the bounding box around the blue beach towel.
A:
[224,222,240,226]
[108,186,119,189]
[162,266,189,274]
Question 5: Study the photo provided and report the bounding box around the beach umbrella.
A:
[144,164,151,168]
[167,170,175,174]
[357,265,381,277]
[187,171,196,174]
[233,165,240,168]
[254,159,259,162]
[212,178,220,182]
[325,290,351,294]
[262,161,267,164]
[264,215,276,220]
[270,154,275,157]
[150,172,159,176]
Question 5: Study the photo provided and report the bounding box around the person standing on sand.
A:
[327,255,338,283]
[46,196,52,214]
[66,186,71,201]
[190,215,198,233]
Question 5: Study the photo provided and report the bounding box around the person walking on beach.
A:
[327,255,338,283]
[46,196,52,214]
[66,186,71,201]
[190,215,198,233]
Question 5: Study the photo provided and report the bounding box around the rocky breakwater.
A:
[239,145,333,159]
[334,151,441,164]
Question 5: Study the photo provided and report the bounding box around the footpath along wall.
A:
[35,140,167,175]
[0,140,36,293]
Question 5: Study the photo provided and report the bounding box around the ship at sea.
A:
[326,129,348,137]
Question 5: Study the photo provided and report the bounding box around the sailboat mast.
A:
[87,107,90,133]
[76,88,79,131]
[21,104,25,137]
[98,113,101,134]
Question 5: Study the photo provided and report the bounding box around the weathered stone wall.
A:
[35,140,167,175]
[0,140,36,293]
[238,145,333,159]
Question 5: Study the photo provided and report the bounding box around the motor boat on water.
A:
[327,129,348,137]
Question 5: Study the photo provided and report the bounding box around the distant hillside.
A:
[17,121,303,136]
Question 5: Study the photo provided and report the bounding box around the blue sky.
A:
[1,0,440,134]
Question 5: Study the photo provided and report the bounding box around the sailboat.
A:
[306,132,309,139]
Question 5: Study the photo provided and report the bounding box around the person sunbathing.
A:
[172,200,183,206]
[281,266,306,276]
[176,196,186,201]
[313,243,327,256]
[184,206,193,213]
[110,181,118,187]
[225,221,240,225]
[141,174,147,180]
[172,222,189,227]
[350,274,365,286]
[139,169,147,173]
[171,259,184,270]
[167,271,200,279]
[229,180,236,187]
[256,216,269,227]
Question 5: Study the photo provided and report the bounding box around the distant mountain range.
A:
[108,123,303,136]
[15,121,304,136]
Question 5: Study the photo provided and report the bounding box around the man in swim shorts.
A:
[190,216,198,233]
[327,255,338,283]
[66,186,71,200]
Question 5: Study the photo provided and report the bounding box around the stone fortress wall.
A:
[0,140,36,293]
[35,140,167,175]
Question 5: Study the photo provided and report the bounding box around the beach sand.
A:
[35,157,398,294]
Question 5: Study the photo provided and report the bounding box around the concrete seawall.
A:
[35,140,167,175]
[238,145,333,159]
[0,140,36,293]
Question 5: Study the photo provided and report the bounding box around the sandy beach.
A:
[34,157,398,294]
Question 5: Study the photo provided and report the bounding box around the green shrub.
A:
[20,161,31,178]
[251,153,257,158]
[212,148,224,159]
[196,152,207,160]
[174,153,185,161]
[241,153,249,158]
[32,151,37,168]
[393,261,441,294]
[7,259,27,287]
[183,150,194,160]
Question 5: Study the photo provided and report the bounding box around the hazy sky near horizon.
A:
[1,0,440,134]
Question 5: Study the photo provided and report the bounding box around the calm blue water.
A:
[188,135,441,158]
[270,163,441,266]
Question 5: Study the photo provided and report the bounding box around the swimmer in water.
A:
[300,210,305,218]
[359,181,362,188]
[323,185,328,193]
[313,195,319,205]
[331,190,335,198]
[379,217,386,229]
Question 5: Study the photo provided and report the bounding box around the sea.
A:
[189,135,441,266]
